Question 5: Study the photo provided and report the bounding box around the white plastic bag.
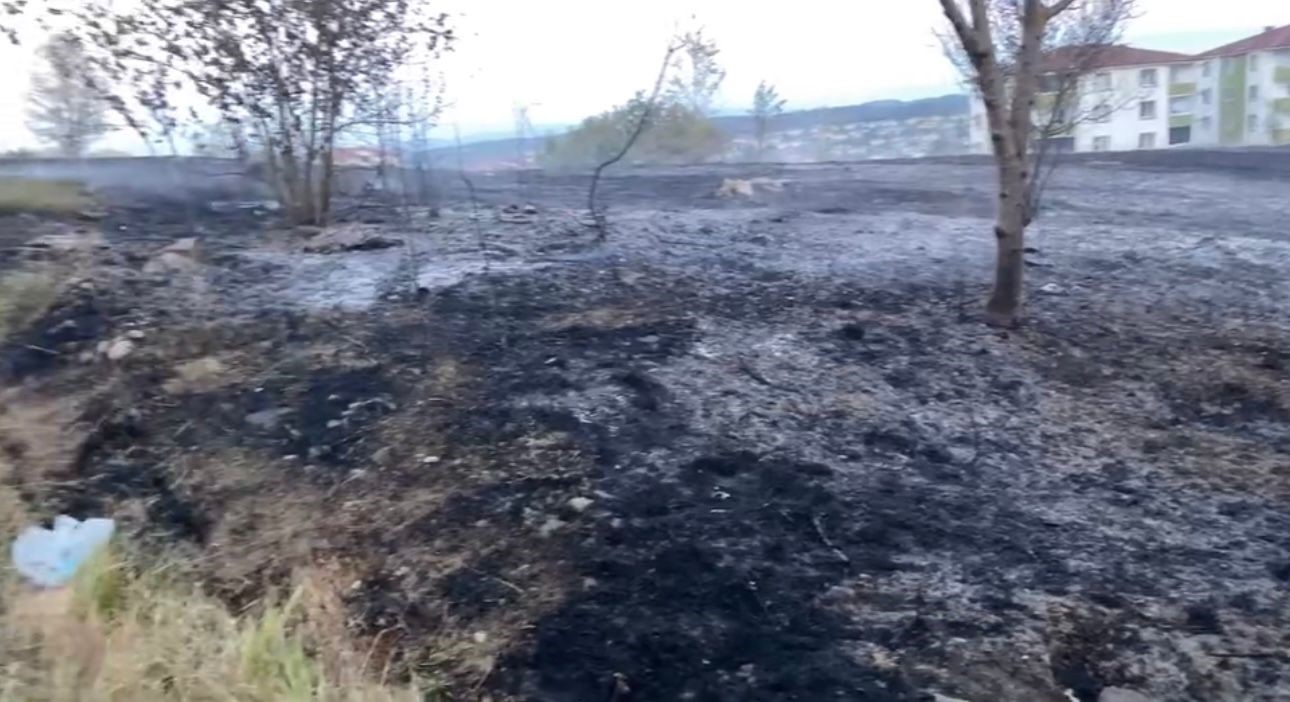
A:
[10,516,116,588]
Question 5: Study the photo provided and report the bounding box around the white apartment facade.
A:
[1193,25,1290,147]
[968,24,1290,154]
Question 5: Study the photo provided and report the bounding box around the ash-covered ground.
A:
[2,150,1289,701]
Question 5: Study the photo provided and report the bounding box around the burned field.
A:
[2,152,1289,701]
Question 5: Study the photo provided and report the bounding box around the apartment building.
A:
[1194,25,1290,146]
[967,24,1290,154]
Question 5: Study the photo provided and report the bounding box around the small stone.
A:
[326,419,344,429]
[1099,688,1153,702]
[160,237,201,257]
[246,407,293,430]
[538,517,566,537]
[105,338,135,361]
[568,497,594,513]
[472,631,488,644]
[421,455,442,464]
[1039,283,1066,295]
[371,446,393,465]
[143,251,199,275]
[125,330,146,340]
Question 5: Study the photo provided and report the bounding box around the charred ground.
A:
[1,151,1289,701]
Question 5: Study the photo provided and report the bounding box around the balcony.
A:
[1276,66,1290,83]
[1169,82,1197,96]
[1170,115,1194,128]
[1276,98,1290,116]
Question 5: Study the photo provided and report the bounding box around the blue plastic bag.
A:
[10,516,116,588]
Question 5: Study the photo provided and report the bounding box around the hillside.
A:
[429,94,971,169]
[709,94,968,137]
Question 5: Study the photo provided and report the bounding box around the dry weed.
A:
[0,457,433,701]
[0,179,93,216]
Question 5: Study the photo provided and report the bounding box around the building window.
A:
[1093,72,1112,91]
[1169,126,1192,145]
[1139,132,1157,149]
[1170,96,1194,115]
[1038,73,1062,93]
[1140,100,1157,119]
[1201,88,1213,106]
[1249,85,1260,102]
[1249,114,1259,131]
[1093,136,1111,152]
[1092,102,1112,123]
[1139,68,1158,88]
[1202,61,1211,77]
[1250,54,1259,71]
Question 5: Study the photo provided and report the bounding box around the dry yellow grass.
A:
[0,539,432,701]
[0,267,62,344]
[0,178,93,215]
[0,455,434,701]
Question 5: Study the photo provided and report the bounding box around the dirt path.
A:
[2,154,1288,701]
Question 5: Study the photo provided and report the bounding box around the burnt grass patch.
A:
[7,161,1290,701]
[37,258,1290,700]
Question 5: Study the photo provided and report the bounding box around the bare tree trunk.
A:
[988,161,1028,325]
[587,40,679,242]
[939,0,1121,327]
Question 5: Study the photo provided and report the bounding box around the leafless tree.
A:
[26,33,113,157]
[667,29,725,116]
[750,81,786,161]
[71,0,452,226]
[937,0,1136,327]
[587,39,681,241]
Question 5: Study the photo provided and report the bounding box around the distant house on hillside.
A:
[332,147,402,168]
[967,25,1290,154]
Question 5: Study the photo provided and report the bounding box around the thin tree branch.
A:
[587,39,679,242]
[937,0,978,55]
[1045,0,1080,18]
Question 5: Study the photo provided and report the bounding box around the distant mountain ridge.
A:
[709,94,969,136]
[428,94,970,168]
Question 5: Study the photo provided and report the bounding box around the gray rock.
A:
[245,408,293,430]
[143,237,205,275]
[143,251,199,275]
[105,338,135,361]
[160,237,202,257]
[1099,688,1153,702]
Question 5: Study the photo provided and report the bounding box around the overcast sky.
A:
[1,0,1286,150]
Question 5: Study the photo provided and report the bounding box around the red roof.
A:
[1198,25,1290,58]
[1039,44,1194,72]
